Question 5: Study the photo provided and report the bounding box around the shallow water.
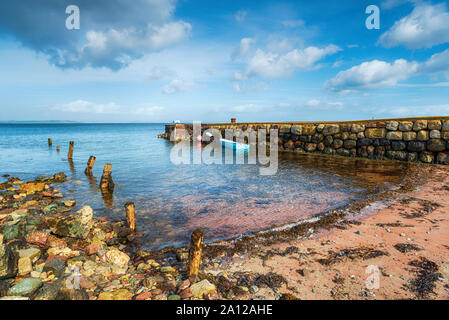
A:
[0,123,409,249]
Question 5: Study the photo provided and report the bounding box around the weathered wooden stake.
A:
[187,228,204,277]
[48,138,52,146]
[125,202,136,232]
[84,156,96,175]
[100,163,114,192]
[56,146,60,152]
[68,141,74,160]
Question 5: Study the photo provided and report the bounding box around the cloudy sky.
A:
[0,0,448,123]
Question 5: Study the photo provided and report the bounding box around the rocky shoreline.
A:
[1,163,446,300]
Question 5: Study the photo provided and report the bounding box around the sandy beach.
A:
[199,165,449,300]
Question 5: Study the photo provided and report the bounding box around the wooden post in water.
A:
[187,228,204,277]
[84,156,96,175]
[68,141,74,160]
[100,163,114,192]
[48,138,52,146]
[125,202,136,232]
[56,146,60,152]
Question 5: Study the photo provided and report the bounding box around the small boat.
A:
[203,132,249,151]
[220,138,250,151]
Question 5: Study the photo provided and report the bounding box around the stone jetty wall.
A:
[163,117,449,164]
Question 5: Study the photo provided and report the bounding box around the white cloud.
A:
[373,104,449,117]
[326,48,449,92]
[237,44,341,79]
[135,106,165,116]
[51,100,121,114]
[282,20,305,28]
[381,0,415,10]
[0,0,192,70]
[232,38,255,60]
[378,3,449,49]
[67,21,192,70]
[146,66,176,81]
[235,10,247,22]
[162,79,195,94]
[326,59,419,92]
[230,104,262,113]
[303,99,344,110]
[50,100,166,117]
[419,48,449,76]
[232,81,268,93]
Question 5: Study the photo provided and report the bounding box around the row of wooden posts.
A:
[48,138,203,276]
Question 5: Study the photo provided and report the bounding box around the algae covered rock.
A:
[0,240,18,280]
[7,278,42,296]
[49,206,94,239]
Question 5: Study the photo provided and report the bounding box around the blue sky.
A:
[0,0,448,123]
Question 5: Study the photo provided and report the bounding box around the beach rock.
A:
[179,288,192,299]
[249,285,259,294]
[52,172,67,182]
[26,231,50,247]
[134,291,152,300]
[57,286,89,300]
[43,257,67,277]
[2,225,19,240]
[190,280,217,299]
[168,294,181,300]
[17,257,32,276]
[85,243,102,256]
[105,249,130,268]
[0,182,12,190]
[7,278,42,296]
[34,278,65,300]
[18,247,41,262]
[0,242,17,279]
[49,206,94,239]
[98,289,133,300]
[18,182,46,194]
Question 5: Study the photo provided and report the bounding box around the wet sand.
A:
[199,165,449,300]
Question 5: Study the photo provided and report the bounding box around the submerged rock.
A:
[7,278,42,296]
[105,249,130,268]
[190,280,217,299]
[98,289,133,300]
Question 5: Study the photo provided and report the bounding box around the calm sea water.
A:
[0,123,408,249]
